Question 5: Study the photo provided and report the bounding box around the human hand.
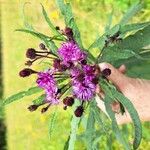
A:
[96,63,150,124]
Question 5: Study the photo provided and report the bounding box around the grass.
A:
[1,0,150,149]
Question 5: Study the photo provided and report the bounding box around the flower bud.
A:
[19,68,37,77]
[74,106,84,117]
[41,107,48,113]
[39,43,46,50]
[26,48,37,59]
[102,68,111,77]
[56,26,60,30]
[53,59,67,72]
[63,97,74,106]
[64,27,73,40]
[80,59,87,65]
[91,77,99,84]
[25,60,32,66]
[28,105,38,112]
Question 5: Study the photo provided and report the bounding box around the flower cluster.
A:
[19,27,111,117]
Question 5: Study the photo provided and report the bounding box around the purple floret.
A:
[36,70,59,105]
[58,41,87,63]
[71,64,97,101]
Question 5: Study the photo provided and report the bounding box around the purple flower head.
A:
[36,70,56,90]
[83,64,96,76]
[58,41,87,63]
[36,69,59,105]
[72,79,96,101]
[70,67,81,78]
[45,91,59,105]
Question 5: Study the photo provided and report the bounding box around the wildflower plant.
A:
[3,1,150,149]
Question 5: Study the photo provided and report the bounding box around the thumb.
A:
[99,62,128,90]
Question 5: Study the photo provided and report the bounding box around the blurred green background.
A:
[1,0,150,149]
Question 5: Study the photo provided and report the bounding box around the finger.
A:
[118,64,126,74]
[99,62,128,90]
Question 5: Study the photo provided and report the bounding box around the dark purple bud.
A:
[91,77,99,84]
[64,27,73,40]
[41,107,48,113]
[53,59,61,69]
[56,26,60,30]
[25,60,32,66]
[63,105,67,110]
[63,97,74,106]
[67,61,74,69]
[26,48,37,59]
[57,88,61,94]
[80,59,87,65]
[19,68,37,77]
[39,43,46,50]
[28,105,38,112]
[102,68,111,77]
[53,59,67,72]
[74,106,84,117]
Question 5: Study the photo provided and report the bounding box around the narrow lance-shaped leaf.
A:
[116,25,150,53]
[68,100,81,150]
[16,29,58,53]
[105,10,113,32]
[41,4,65,40]
[120,22,150,34]
[104,95,130,150]
[22,2,34,30]
[49,107,58,139]
[100,79,142,149]
[3,86,42,105]
[84,104,95,150]
[119,2,143,25]
[32,94,45,105]
[56,0,83,49]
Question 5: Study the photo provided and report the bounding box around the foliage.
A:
[3,0,150,150]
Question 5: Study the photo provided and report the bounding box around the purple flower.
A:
[58,41,87,63]
[45,91,59,104]
[71,64,98,101]
[36,70,59,105]
[36,70,56,90]
[72,79,96,101]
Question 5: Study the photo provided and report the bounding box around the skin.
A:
[96,62,150,124]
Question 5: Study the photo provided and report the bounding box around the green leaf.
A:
[56,0,83,49]
[119,3,143,25]
[16,29,58,53]
[68,115,80,150]
[105,10,113,32]
[32,94,45,105]
[41,4,65,40]
[3,87,42,105]
[106,25,120,37]
[49,108,58,139]
[113,90,142,150]
[22,2,34,30]
[100,48,136,63]
[85,105,95,150]
[100,80,142,149]
[104,95,130,150]
[68,100,81,150]
[88,35,106,50]
[63,135,70,150]
[116,25,150,52]
[120,22,150,34]
[89,25,120,50]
